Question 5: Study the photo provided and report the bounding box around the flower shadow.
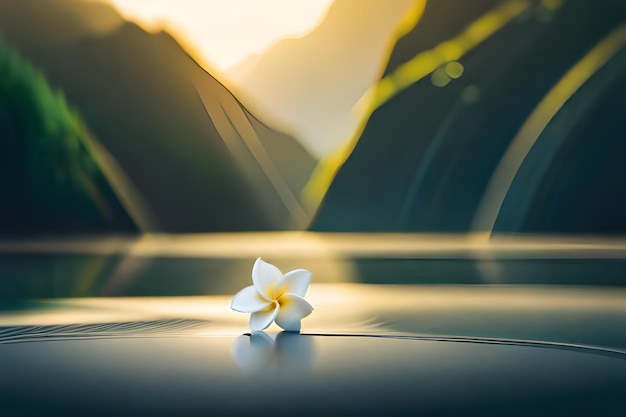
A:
[231,331,315,373]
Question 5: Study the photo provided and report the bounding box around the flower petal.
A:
[275,269,311,299]
[249,302,279,332]
[275,294,314,332]
[231,285,272,313]
[252,258,282,300]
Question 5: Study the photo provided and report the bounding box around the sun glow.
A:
[99,0,333,73]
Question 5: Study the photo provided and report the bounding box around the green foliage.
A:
[0,39,135,233]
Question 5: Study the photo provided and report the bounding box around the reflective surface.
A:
[2,284,626,351]
[1,283,625,416]
[2,233,626,299]
[1,332,625,416]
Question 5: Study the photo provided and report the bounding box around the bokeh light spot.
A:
[431,67,451,87]
[461,85,481,103]
[445,61,464,79]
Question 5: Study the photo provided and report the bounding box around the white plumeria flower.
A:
[231,258,313,332]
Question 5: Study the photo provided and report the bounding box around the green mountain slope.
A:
[0,0,316,232]
[0,39,136,233]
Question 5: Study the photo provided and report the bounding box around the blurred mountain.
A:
[227,0,419,157]
[0,0,315,232]
[312,0,626,233]
[0,39,136,234]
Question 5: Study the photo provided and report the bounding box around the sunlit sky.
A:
[101,0,334,72]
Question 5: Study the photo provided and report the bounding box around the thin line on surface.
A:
[2,325,624,360]
[244,331,626,359]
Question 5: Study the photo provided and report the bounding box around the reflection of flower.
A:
[231,331,315,372]
[231,258,313,332]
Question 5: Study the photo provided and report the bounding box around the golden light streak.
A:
[86,132,158,231]
[195,80,309,227]
[358,0,531,120]
[3,232,626,259]
[303,0,532,209]
[471,24,626,237]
